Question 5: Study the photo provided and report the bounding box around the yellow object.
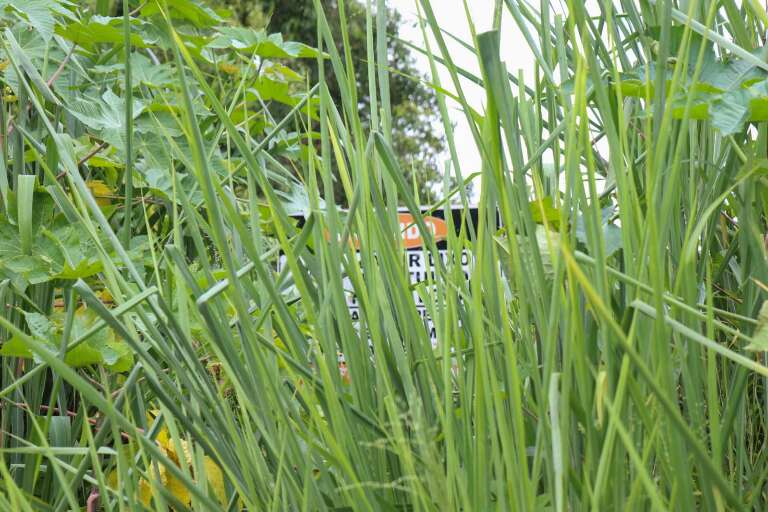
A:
[86,180,113,207]
[218,62,240,76]
[108,412,227,508]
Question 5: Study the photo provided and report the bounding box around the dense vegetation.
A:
[0,0,767,511]
[213,0,450,202]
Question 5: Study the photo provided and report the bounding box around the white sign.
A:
[278,209,477,347]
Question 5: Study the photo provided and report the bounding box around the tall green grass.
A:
[2,0,768,510]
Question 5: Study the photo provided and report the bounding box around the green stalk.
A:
[121,0,134,247]
[16,174,35,255]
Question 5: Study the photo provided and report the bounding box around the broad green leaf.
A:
[561,43,768,136]
[135,110,183,137]
[0,207,104,288]
[56,15,151,49]
[698,53,767,93]
[648,25,716,68]
[671,97,710,120]
[67,89,145,154]
[0,308,132,371]
[746,302,768,351]
[575,207,623,258]
[24,311,55,339]
[603,225,623,258]
[711,90,750,135]
[141,0,221,28]
[93,54,176,89]
[70,307,133,371]
[529,197,561,225]
[1,0,74,42]
[133,132,202,204]
[207,27,320,58]
[51,224,105,279]
[263,62,305,82]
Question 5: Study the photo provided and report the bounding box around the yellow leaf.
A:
[97,288,113,303]
[218,62,240,75]
[113,412,227,507]
[138,477,154,506]
[204,456,227,505]
[107,468,154,507]
[86,180,113,207]
[107,469,116,488]
[165,472,192,506]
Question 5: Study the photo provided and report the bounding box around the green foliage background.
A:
[1,0,767,511]
[214,0,450,202]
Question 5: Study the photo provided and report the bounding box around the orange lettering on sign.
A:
[398,214,448,248]
[321,214,448,249]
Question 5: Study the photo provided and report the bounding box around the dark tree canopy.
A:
[215,0,448,203]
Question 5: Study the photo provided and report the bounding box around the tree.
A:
[215,0,449,203]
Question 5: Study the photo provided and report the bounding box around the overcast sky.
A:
[387,0,537,184]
